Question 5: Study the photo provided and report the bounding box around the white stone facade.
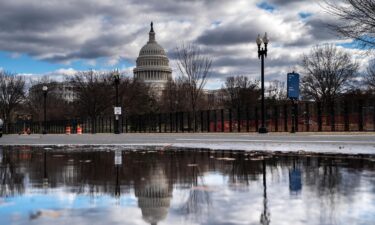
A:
[133,22,172,94]
[56,82,76,103]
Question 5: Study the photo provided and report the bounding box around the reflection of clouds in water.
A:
[1,149,375,225]
[168,172,265,225]
[23,207,145,225]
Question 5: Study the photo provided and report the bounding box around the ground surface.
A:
[1,132,375,155]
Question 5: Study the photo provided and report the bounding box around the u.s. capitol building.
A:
[133,22,172,93]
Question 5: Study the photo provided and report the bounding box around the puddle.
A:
[0,146,374,225]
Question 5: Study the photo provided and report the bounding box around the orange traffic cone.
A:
[65,126,71,135]
[77,125,82,135]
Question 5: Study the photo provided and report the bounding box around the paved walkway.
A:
[1,132,375,154]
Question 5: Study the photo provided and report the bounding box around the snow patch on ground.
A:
[170,142,375,155]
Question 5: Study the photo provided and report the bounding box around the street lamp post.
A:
[113,70,120,134]
[256,33,269,134]
[42,85,48,135]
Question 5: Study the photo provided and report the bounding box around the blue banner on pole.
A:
[287,72,300,100]
[289,169,302,193]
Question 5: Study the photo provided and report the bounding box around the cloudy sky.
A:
[0,0,370,89]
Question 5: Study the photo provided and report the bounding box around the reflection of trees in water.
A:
[279,156,374,225]
[1,147,374,224]
[179,165,212,220]
[181,188,211,216]
[260,160,270,225]
[0,147,25,197]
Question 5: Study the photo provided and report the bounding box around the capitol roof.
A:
[138,22,167,57]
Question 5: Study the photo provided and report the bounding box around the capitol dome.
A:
[134,22,172,93]
[139,43,166,56]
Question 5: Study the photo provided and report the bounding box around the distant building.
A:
[204,89,227,108]
[56,82,76,103]
[29,81,76,103]
[133,22,172,94]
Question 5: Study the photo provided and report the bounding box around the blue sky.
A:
[0,51,134,74]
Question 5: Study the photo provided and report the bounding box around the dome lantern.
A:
[149,21,156,43]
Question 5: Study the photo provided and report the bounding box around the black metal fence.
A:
[4,99,375,134]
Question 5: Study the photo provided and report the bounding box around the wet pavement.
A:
[0,146,374,225]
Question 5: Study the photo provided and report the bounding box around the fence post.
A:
[207,110,210,132]
[145,114,148,132]
[317,102,322,132]
[214,110,217,132]
[110,116,113,133]
[246,106,250,132]
[163,113,166,133]
[149,115,152,132]
[97,117,100,133]
[229,109,233,132]
[138,115,142,133]
[134,116,137,132]
[93,117,96,133]
[295,102,299,132]
[187,112,191,132]
[95,117,100,133]
[358,99,364,131]
[175,112,179,133]
[125,116,128,133]
[158,113,161,133]
[344,100,349,131]
[255,107,259,132]
[284,104,288,132]
[169,113,172,133]
[274,105,278,132]
[120,116,123,133]
[221,109,224,132]
[194,112,198,132]
[102,117,104,133]
[330,100,335,132]
[181,112,184,132]
[305,102,310,132]
[237,107,241,132]
[200,111,204,132]
[150,114,152,132]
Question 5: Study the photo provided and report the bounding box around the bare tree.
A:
[301,44,358,103]
[266,80,287,101]
[324,0,375,50]
[159,77,191,112]
[365,61,375,91]
[176,43,212,113]
[119,77,158,115]
[70,70,113,132]
[26,76,74,122]
[0,71,25,132]
[224,75,259,109]
[160,78,177,112]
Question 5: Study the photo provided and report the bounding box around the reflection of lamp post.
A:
[43,150,48,189]
[113,70,120,134]
[42,85,48,134]
[114,150,122,197]
[256,33,269,134]
[260,159,270,225]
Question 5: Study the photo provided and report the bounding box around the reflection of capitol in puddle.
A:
[135,167,172,225]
